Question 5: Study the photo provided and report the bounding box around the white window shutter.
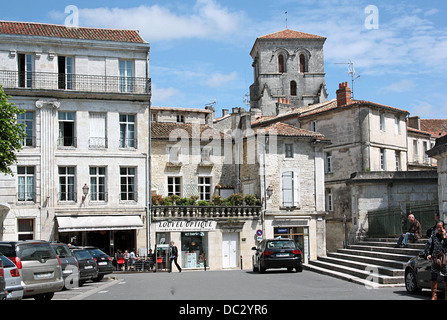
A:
[282,171,294,207]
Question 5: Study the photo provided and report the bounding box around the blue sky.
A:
[2,0,447,119]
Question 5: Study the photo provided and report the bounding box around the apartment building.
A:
[0,21,151,255]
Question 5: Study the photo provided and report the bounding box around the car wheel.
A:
[93,275,104,282]
[258,262,266,273]
[405,269,422,294]
[296,266,303,273]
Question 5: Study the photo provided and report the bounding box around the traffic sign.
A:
[256,229,263,236]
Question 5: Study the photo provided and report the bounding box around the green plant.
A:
[227,193,244,206]
[244,194,260,206]
[198,200,210,206]
[178,197,191,205]
[152,194,164,205]
[211,195,223,206]
[189,195,199,205]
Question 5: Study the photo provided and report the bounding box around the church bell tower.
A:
[249,29,328,116]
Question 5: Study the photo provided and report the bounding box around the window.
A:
[325,189,333,211]
[119,114,136,148]
[395,151,401,171]
[285,143,293,158]
[89,113,107,148]
[394,116,400,135]
[18,53,33,88]
[325,152,333,173]
[120,167,136,201]
[201,147,212,163]
[198,177,211,201]
[278,54,285,73]
[58,56,74,89]
[299,54,306,73]
[59,167,75,201]
[90,167,106,201]
[380,112,386,131]
[282,171,298,207]
[290,81,297,96]
[17,111,34,147]
[168,146,180,163]
[177,115,185,123]
[119,60,133,92]
[167,177,181,196]
[413,140,419,162]
[181,232,208,269]
[310,120,317,132]
[423,141,429,163]
[380,149,385,170]
[18,219,34,240]
[17,166,35,202]
[58,112,76,147]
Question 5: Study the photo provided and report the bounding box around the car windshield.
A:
[52,244,73,258]
[73,250,93,261]
[17,243,57,261]
[266,240,296,249]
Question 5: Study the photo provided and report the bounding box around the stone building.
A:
[0,21,151,254]
[249,29,327,115]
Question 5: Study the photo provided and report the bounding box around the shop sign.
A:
[156,220,217,232]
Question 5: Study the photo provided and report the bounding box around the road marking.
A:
[69,278,122,300]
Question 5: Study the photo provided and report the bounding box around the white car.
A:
[0,254,23,300]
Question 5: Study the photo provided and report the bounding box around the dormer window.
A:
[177,115,185,123]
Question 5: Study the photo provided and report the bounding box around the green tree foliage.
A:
[0,86,25,175]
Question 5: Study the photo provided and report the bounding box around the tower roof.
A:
[258,29,326,40]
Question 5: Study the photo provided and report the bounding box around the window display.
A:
[181,232,208,268]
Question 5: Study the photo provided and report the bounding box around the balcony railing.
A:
[152,205,262,219]
[0,70,150,94]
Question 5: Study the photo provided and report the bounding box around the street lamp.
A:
[82,184,89,203]
[266,185,273,198]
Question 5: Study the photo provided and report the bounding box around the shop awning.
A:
[56,215,144,232]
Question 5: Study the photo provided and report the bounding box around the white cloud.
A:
[385,80,416,93]
[206,72,238,87]
[51,0,246,42]
[151,84,182,104]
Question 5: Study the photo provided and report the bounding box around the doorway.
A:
[222,232,239,268]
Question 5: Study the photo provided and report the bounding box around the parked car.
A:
[50,242,80,289]
[76,246,113,281]
[0,240,64,300]
[252,238,303,273]
[405,249,442,294]
[0,253,23,300]
[70,248,98,286]
[0,255,6,300]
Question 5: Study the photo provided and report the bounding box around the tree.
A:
[0,85,25,176]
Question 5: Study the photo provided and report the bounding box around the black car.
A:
[252,238,303,273]
[76,246,113,281]
[51,242,80,289]
[0,255,6,300]
[405,249,442,294]
[70,248,98,286]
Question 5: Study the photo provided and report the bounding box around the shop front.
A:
[56,214,144,256]
[271,217,310,264]
[155,220,216,270]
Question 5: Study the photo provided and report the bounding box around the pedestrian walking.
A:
[169,241,182,273]
[427,221,447,300]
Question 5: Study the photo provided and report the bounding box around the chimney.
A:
[336,82,352,107]
[222,109,229,117]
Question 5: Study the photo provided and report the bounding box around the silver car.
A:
[0,253,23,300]
[0,241,64,300]
[51,242,80,289]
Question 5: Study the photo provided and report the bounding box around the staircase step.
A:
[304,260,403,287]
[338,248,414,262]
[324,253,405,276]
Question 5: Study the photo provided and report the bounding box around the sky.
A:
[2,0,447,119]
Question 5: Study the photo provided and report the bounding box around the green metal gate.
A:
[367,202,439,238]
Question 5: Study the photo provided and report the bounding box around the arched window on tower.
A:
[290,81,297,96]
[299,54,307,73]
[278,54,285,73]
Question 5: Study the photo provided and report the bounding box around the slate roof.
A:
[0,21,146,43]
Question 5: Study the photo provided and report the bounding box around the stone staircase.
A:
[304,237,428,288]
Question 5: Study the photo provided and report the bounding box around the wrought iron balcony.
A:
[0,70,150,95]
